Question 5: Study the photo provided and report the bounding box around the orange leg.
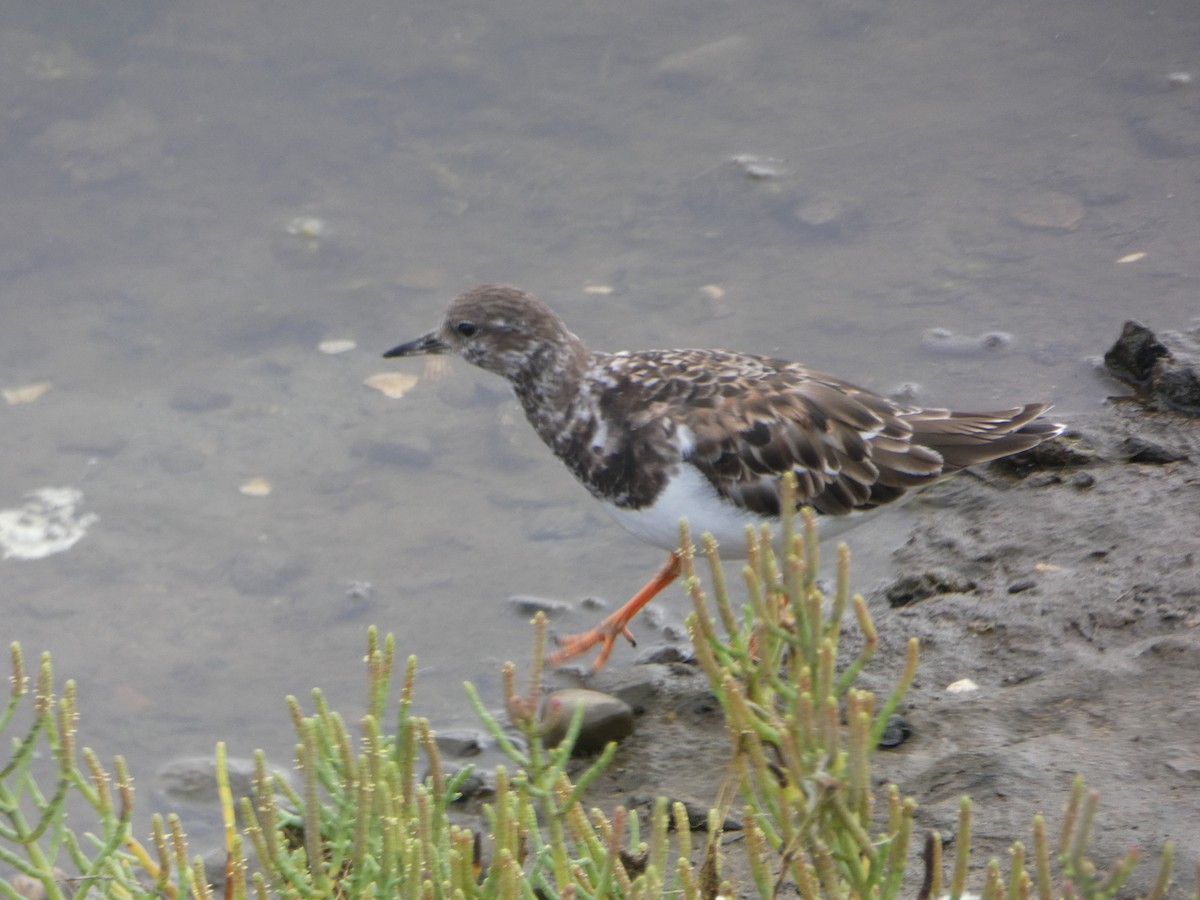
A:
[549,552,683,672]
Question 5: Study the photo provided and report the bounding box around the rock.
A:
[1008,191,1085,231]
[507,595,571,618]
[225,551,307,596]
[170,386,233,413]
[1119,436,1187,465]
[792,193,851,237]
[349,438,434,468]
[878,714,914,749]
[921,328,1013,358]
[1153,358,1200,413]
[1102,320,1200,415]
[1104,321,1170,386]
[885,569,976,607]
[159,755,290,805]
[989,434,1095,474]
[540,689,634,755]
[433,728,486,759]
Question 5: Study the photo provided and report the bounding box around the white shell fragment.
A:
[583,284,614,295]
[3,381,53,405]
[364,371,419,399]
[0,488,98,560]
[1116,252,1147,264]
[285,216,327,239]
[239,477,272,497]
[946,678,980,694]
[318,339,357,355]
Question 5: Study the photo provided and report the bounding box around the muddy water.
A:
[1,0,1197,854]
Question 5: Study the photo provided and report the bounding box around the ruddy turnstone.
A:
[384,284,1063,670]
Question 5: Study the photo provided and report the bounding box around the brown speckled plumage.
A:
[386,284,1062,523]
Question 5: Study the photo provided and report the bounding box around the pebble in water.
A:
[921,328,1013,357]
[364,371,420,399]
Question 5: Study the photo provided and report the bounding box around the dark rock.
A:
[1071,472,1097,490]
[1154,358,1200,413]
[629,793,742,831]
[1119,436,1187,464]
[885,569,977,607]
[1007,579,1037,594]
[434,729,485,759]
[1104,321,1170,386]
[878,714,914,748]
[636,643,691,665]
[990,435,1096,474]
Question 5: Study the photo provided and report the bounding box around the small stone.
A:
[285,216,327,239]
[1008,191,1085,232]
[946,678,979,694]
[56,432,127,457]
[731,155,786,179]
[170,386,233,413]
[1007,579,1037,594]
[3,381,52,405]
[345,580,374,602]
[226,551,306,596]
[540,689,634,755]
[878,714,914,748]
[793,193,847,235]
[351,438,434,468]
[507,595,571,618]
[238,477,272,497]
[1072,472,1096,490]
[364,371,419,399]
[318,338,357,354]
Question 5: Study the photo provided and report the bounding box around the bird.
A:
[383,284,1064,670]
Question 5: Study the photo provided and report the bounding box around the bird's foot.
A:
[549,617,638,672]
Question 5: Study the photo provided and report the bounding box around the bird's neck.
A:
[511,338,595,449]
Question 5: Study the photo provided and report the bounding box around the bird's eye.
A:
[454,321,479,338]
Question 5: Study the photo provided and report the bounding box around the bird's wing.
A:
[605,349,946,518]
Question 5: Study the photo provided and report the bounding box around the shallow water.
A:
[1,0,1197,853]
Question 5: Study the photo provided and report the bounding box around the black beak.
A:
[383,330,449,358]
